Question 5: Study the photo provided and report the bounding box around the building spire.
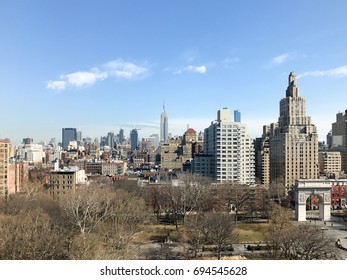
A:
[160,100,168,144]
[288,71,296,86]
[286,71,299,98]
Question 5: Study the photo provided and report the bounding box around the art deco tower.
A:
[268,72,319,188]
[160,104,168,144]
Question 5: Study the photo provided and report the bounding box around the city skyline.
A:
[1,1,347,144]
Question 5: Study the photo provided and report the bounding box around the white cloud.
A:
[47,59,149,90]
[46,80,66,90]
[62,70,107,87]
[271,53,290,65]
[297,65,347,79]
[174,65,207,74]
[104,59,148,79]
[188,65,207,74]
[264,52,298,68]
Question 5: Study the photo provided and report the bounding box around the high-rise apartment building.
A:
[265,72,319,188]
[62,128,77,150]
[0,139,10,198]
[193,108,255,184]
[160,104,168,144]
[331,110,347,173]
[255,126,271,186]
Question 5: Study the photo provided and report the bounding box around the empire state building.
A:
[160,105,168,144]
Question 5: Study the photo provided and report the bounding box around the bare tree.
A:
[269,177,286,205]
[270,224,336,259]
[185,214,205,258]
[162,181,218,229]
[195,212,235,260]
[265,204,336,259]
[67,233,99,260]
[220,182,251,222]
[61,187,148,259]
[165,185,185,229]
[265,203,293,258]
[293,225,336,260]
[203,213,235,260]
[146,185,167,223]
[0,209,67,260]
[0,183,148,260]
[145,175,218,229]
[60,188,113,236]
[98,189,148,259]
[178,174,214,214]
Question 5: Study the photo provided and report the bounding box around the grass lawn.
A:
[134,220,270,246]
[233,222,269,243]
[132,224,184,244]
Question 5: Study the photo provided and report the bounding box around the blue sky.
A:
[1,1,347,145]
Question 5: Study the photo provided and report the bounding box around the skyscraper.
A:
[77,131,82,144]
[62,128,77,150]
[107,132,115,149]
[119,128,124,144]
[331,110,347,173]
[160,104,168,144]
[130,129,138,151]
[266,72,319,188]
[234,109,241,122]
[193,108,255,184]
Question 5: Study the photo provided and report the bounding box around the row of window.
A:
[49,181,73,185]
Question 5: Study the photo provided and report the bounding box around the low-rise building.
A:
[160,138,186,171]
[102,161,127,176]
[86,162,102,174]
[47,170,76,196]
